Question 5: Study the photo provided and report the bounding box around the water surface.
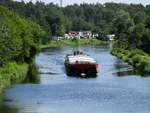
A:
[1,45,150,113]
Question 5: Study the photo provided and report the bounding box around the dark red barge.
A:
[65,51,99,78]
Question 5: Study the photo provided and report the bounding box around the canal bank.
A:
[40,39,108,49]
[0,5,46,94]
[0,62,28,93]
[0,62,39,94]
[111,48,150,75]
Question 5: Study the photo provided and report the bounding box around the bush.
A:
[0,62,28,92]
[0,5,46,65]
[127,49,147,58]
[112,48,150,74]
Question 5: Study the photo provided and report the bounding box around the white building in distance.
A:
[65,31,94,39]
[107,34,115,41]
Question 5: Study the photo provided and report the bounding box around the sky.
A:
[14,0,150,6]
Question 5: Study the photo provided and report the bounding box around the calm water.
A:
[1,45,150,113]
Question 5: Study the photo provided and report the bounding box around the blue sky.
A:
[15,0,150,6]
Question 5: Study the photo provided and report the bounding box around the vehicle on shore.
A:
[64,51,99,78]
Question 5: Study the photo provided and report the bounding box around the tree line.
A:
[0,5,46,66]
[0,0,150,53]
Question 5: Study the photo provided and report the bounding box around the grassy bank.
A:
[40,39,108,49]
[112,48,150,74]
[0,62,28,93]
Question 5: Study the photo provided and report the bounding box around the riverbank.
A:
[112,48,150,75]
[40,39,108,49]
[0,62,28,93]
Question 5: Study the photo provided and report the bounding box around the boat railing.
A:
[73,51,83,55]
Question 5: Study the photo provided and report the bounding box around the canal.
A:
[1,45,150,113]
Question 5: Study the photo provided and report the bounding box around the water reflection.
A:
[25,63,40,84]
[0,105,18,113]
[0,94,18,113]
[114,70,135,76]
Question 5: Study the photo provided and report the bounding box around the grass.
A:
[40,38,108,49]
[0,62,28,93]
[112,48,150,75]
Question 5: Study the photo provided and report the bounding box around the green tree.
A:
[0,5,46,65]
[133,11,146,24]
[0,25,13,65]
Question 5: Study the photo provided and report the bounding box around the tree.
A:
[0,25,13,65]
[0,5,46,65]
[113,10,134,48]
[113,10,134,39]
[132,23,145,46]
[133,11,146,25]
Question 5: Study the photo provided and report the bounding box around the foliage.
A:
[0,62,28,92]
[0,24,13,65]
[40,39,108,49]
[25,62,40,83]
[0,1,150,48]
[112,49,150,74]
[0,5,46,65]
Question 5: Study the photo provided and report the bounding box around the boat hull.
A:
[65,63,99,78]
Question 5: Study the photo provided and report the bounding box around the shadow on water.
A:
[66,72,98,79]
[0,62,40,113]
[41,47,62,53]
[114,70,150,77]
[0,93,18,113]
[39,71,60,75]
[0,105,18,113]
[113,59,150,77]
[24,63,40,84]
[114,70,135,77]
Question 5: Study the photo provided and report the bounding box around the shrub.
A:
[0,62,28,92]
[112,48,150,74]
[0,5,46,65]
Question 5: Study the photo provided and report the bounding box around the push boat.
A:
[64,51,99,77]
